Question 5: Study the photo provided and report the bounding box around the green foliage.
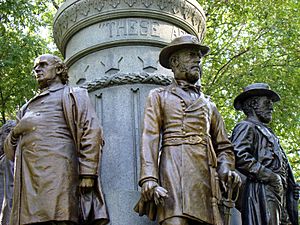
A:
[199,0,300,180]
[0,0,61,124]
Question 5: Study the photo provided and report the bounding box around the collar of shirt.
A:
[176,79,201,93]
[39,83,66,95]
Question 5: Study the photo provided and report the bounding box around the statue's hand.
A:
[141,180,158,202]
[268,173,283,194]
[258,166,283,193]
[154,186,168,206]
[219,169,241,193]
[293,185,300,200]
[79,177,95,193]
[13,118,34,137]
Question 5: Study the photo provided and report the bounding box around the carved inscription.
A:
[99,19,161,38]
[171,26,186,39]
[53,0,206,53]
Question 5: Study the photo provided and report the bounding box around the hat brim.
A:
[234,89,280,110]
[159,43,210,69]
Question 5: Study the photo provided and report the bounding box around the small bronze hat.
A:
[234,83,280,110]
[159,34,210,69]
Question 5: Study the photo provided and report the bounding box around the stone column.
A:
[53,1,206,224]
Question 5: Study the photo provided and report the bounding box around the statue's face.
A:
[34,55,58,89]
[254,96,274,123]
[173,48,202,84]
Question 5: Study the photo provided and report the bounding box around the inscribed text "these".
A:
[100,19,160,38]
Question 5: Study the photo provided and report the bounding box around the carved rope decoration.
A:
[81,72,173,91]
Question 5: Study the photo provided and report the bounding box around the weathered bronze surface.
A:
[0,121,15,225]
[4,54,109,225]
[231,83,299,225]
[136,35,241,225]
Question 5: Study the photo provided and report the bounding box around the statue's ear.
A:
[56,66,63,75]
[169,55,179,68]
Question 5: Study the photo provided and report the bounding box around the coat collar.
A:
[39,83,66,96]
[168,80,208,111]
[22,83,66,114]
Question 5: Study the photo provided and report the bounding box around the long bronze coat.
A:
[5,85,109,225]
[139,82,235,224]
[231,118,298,225]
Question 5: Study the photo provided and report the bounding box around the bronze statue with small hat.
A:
[231,83,299,225]
[135,34,241,225]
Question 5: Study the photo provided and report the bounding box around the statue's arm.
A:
[231,122,262,177]
[75,89,103,181]
[210,103,235,171]
[4,112,23,161]
[139,90,162,190]
[4,131,17,161]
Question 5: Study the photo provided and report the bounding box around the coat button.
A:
[32,127,36,131]
[182,131,186,135]
[36,112,41,116]
[183,113,186,116]
[180,100,184,103]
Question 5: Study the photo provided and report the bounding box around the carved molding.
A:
[81,72,173,91]
[53,0,206,54]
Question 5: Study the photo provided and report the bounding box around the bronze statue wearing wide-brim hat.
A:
[159,34,210,69]
[234,83,281,110]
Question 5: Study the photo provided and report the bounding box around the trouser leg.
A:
[280,189,291,225]
[266,185,282,225]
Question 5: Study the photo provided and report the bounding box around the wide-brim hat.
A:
[234,83,280,110]
[159,34,210,69]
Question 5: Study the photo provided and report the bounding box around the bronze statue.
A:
[136,35,241,225]
[0,121,15,225]
[4,54,109,225]
[231,83,299,225]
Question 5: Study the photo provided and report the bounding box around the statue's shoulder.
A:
[67,86,87,93]
[233,120,257,134]
[65,86,89,97]
[201,94,216,108]
[236,120,255,127]
[203,94,213,102]
[148,86,168,96]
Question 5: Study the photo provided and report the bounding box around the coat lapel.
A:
[186,93,208,112]
[169,84,192,106]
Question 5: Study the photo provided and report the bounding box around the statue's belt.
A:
[162,135,206,146]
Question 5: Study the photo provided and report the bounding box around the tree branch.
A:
[51,0,59,10]
[207,47,250,90]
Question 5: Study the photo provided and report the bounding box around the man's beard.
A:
[255,108,272,123]
[178,64,200,84]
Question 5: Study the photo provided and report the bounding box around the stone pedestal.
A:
[53,1,207,224]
